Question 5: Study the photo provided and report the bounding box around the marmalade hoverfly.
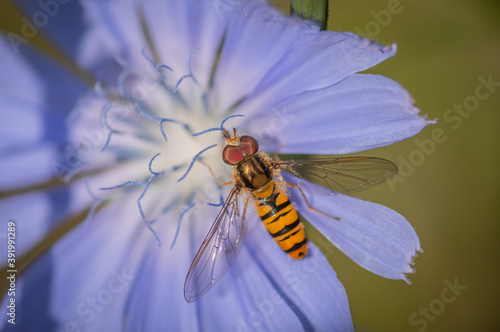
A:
[183,129,398,302]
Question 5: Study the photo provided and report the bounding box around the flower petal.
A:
[11,0,143,82]
[243,73,433,154]
[75,0,152,79]
[0,194,152,331]
[0,144,59,190]
[0,35,87,113]
[121,210,200,331]
[236,32,398,117]
[0,35,88,189]
[141,0,249,91]
[285,174,420,282]
[121,204,353,331]
[0,99,65,151]
[211,2,318,113]
[236,217,354,331]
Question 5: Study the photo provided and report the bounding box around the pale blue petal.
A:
[0,180,92,262]
[242,74,433,154]
[76,0,152,78]
[0,144,60,190]
[141,0,250,90]
[195,214,352,331]
[0,35,88,189]
[285,174,420,282]
[243,218,353,331]
[236,32,398,118]
[0,98,65,151]
[10,0,89,63]
[122,205,352,331]
[0,194,152,331]
[0,35,87,111]
[123,210,200,331]
[212,2,318,113]
[10,0,132,82]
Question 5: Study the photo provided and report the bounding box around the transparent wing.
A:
[183,186,247,303]
[274,157,398,195]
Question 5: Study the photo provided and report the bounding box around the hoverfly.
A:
[183,129,398,303]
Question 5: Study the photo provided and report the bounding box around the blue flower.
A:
[0,0,432,331]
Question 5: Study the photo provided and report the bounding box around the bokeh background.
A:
[321,1,500,331]
[1,0,499,331]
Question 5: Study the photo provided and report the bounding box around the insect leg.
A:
[283,182,341,221]
[197,160,233,187]
[241,194,250,222]
[272,143,285,161]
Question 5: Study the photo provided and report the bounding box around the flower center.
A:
[69,51,236,246]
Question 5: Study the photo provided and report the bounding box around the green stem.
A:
[290,0,329,30]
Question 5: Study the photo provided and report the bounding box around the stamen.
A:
[141,48,173,79]
[170,202,197,249]
[220,114,245,130]
[99,180,145,191]
[187,50,200,86]
[131,152,171,247]
[201,93,210,114]
[83,178,103,224]
[98,153,188,248]
[148,152,163,176]
[101,103,120,152]
[207,195,225,207]
[157,64,173,78]
[172,49,210,113]
[136,103,193,142]
[99,158,185,192]
[173,74,194,94]
[141,48,157,67]
[173,49,200,94]
[140,48,190,109]
[191,114,245,137]
[177,144,218,182]
[132,152,168,247]
[137,175,162,247]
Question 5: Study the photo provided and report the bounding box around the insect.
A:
[183,129,398,303]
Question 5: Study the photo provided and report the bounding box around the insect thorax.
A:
[235,153,273,191]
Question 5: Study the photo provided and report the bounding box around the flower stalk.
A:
[290,0,329,30]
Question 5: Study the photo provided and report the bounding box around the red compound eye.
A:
[239,136,259,156]
[222,136,259,165]
[222,145,245,165]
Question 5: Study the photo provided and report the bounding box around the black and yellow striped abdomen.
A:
[253,187,308,259]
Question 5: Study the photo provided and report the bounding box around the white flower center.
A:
[67,52,236,246]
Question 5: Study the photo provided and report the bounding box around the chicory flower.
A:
[0,0,431,331]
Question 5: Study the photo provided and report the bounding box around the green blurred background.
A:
[320,1,500,331]
[1,0,499,331]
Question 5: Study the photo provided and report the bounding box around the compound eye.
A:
[239,136,259,156]
[222,145,244,165]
